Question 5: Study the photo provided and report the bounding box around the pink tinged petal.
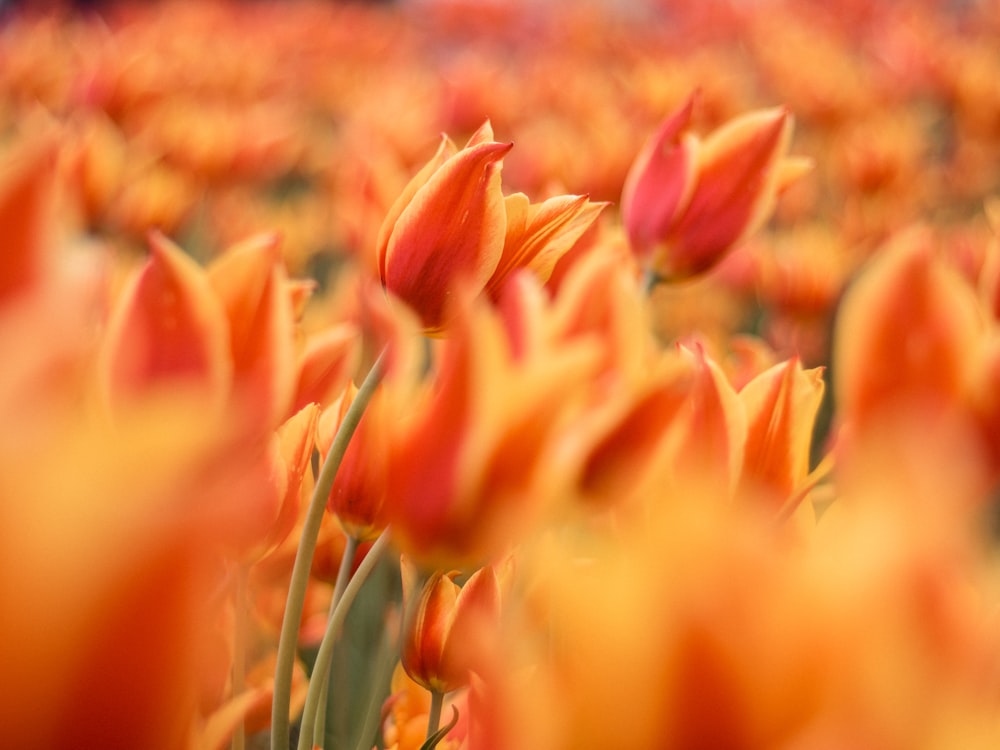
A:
[661,107,792,279]
[621,93,697,259]
[0,136,56,303]
[382,140,512,331]
[376,135,457,281]
[100,231,231,414]
[208,233,296,431]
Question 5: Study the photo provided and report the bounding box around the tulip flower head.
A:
[401,560,503,695]
[622,93,809,282]
[376,122,511,333]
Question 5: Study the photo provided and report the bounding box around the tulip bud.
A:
[623,96,806,281]
[377,122,511,333]
[401,562,503,695]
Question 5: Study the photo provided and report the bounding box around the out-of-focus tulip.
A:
[833,227,994,508]
[99,231,232,417]
[230,402,319,563]
[738,357,826,514]
[622,94,809,281]
[385,287,598,569]
[207,232,297,432]
[318,383,390,542]
[376,121,511,333]
[400,561,503,695]
[834,227,983,432]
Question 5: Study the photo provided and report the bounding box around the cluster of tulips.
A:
[5,1,1000,749]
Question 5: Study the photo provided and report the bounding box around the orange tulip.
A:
[833,227,983,432]
[376,121,511,333]
[318,383,390,542]
[622,95,808,280]
[99,231,232,418]
[385,287,598,568]
[207,232,297,432]
[738,357,826,513]
[401,561,503,695]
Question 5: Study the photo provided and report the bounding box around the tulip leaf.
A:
[419,705,460,750]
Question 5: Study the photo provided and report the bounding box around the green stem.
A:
[425,689,444,741]
[231,564,249,750]
[641,267,661,296]
[270,352,386,750]
[297,528,394,750]
[312,535,360,749]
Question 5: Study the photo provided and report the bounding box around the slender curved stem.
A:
[312,535,360,749]
[297,528,394,750]
[270,351,386,750]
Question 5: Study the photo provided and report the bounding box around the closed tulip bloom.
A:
[623,96,809,281]
[377,121,512,333]
[401,561,502,694]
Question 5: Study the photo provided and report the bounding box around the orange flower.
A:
[376,121,605,333]
[385,287,598,568]
[207,232,297,432]
[833,227,982,432]
[99,231,232,417]
[376,121,511,333]
[400,560,503,695]
[738,357,826,514]
[318,383,390,542]
[622,94,809,280]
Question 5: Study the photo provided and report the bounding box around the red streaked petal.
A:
[382,140,511,330]
[376,135,457,281]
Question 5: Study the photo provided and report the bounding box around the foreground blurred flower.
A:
[622,94,810,281]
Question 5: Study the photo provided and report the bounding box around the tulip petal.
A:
[487,193,608,297]
[100,232,232,414]
[382,140,512,331]
[661,108,791,278]
[0,135,56,302]
[739,358,825,510]
[621,93,697,258]
[208,233,296,430]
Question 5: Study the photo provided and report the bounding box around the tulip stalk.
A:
[425,689,444,741]
[311,534,359,748]
[271,351,386,750]
[297,527,393,750]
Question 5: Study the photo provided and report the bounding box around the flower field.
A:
[4,0,1000,748]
